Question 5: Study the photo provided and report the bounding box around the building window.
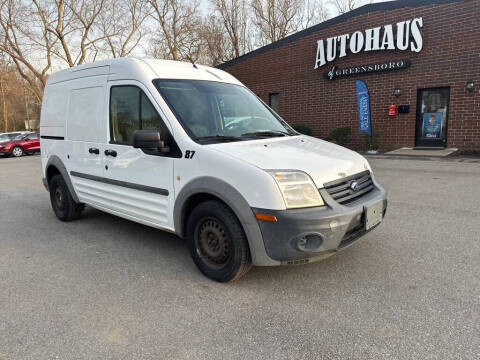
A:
[269,93,279,113]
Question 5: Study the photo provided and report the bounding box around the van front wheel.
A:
[186,200,252,282]
[49,174,84,221]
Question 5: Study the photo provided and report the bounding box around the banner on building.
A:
[355,80,371,136]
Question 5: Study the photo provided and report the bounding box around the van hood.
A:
[209,135,370,188]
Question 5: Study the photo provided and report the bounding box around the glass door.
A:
[415,88,450,148]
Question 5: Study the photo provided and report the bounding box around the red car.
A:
[0,133,40,157]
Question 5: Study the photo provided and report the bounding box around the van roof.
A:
[46,58,242,86]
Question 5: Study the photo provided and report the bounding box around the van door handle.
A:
[104,149,117,157]
[88,147,100,155]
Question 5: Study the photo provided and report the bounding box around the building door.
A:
[415,88,450,148]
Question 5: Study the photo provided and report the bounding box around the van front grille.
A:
[323,170,374,205]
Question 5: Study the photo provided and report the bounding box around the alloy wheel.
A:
[12,147,23,157]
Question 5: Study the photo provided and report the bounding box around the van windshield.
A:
[153,79,297,142]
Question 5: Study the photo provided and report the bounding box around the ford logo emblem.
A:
[350,181,359,192]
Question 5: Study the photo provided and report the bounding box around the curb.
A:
[364,154,480,163]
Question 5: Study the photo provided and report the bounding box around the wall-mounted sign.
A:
[314,17,423,69]
[355,80,371,136]
[422,113,443,138]
[388,104,397,116]
[323,59,411,80]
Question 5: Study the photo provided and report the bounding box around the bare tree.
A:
[0,0,55,100]
[99,0,150,57]
[35,0,108,67]
[147,0,203,61]
[301,0,328,29]
[330,0,358,14]
[251,0,327,46]
[0,0,146,101]
[211,0,250,59]
[0,58,40,131]
[196,15,229,66]
[251,0,297,45]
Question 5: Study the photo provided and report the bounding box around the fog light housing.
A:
[296,233,324,252]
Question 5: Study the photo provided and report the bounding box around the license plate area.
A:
[365,201,383,230]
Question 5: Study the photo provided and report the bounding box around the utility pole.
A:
[24,84,30,130]
[0,73,7,132]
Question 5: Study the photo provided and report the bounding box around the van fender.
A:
[173,177,278,266]
[45,155,80,203]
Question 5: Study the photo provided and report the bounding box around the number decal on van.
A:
[185,150,195,159]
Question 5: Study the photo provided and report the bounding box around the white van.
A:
[40,58,387,282]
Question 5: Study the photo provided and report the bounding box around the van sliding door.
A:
[66,77,108,205]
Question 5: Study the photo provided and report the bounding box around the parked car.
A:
[40,58,387,282]
[0,133,40,157]
[0,131,32,143]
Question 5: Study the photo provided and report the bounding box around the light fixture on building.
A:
[393,87,401,97]
[466,80,475,92]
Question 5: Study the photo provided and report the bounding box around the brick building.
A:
[218,0,479,153]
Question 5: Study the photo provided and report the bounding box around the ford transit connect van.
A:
[40,58,387,282]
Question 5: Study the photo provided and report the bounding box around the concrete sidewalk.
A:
[385,147,458,157]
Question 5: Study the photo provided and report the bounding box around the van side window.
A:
[110,86,140,144]
[110,86,168,145]
[140,92,168,137]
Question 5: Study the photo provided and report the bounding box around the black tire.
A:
[49,174,84,221]
[11,146,24,157]
[186,200,252,282]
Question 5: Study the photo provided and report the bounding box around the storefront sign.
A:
[323,59,411,80]
[356,80,371,136]
[422,113,442,138]
[314,17,423,69]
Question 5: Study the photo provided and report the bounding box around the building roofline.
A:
[217,0,467,69]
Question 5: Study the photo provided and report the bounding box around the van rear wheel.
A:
[186,200,252,282]
[49,174,84,221]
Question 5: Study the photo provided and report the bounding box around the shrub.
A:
[292,124,313,136]
[325,127,351,146]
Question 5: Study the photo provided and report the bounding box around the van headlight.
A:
[268,171,324,209]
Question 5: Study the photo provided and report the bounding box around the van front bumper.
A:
[252,185,387,264]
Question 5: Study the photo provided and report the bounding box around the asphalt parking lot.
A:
[0,154,479,360]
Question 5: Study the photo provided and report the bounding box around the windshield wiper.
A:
[195,135,242,142]
[241,130,289,138]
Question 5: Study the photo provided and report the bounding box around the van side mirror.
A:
[133,130,170,153]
